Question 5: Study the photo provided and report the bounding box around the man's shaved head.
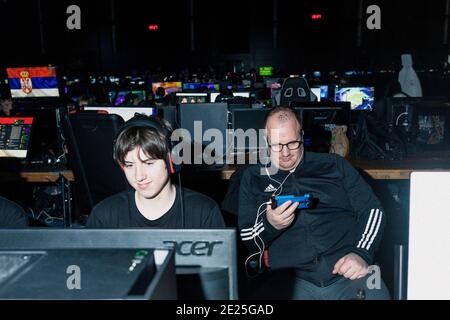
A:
[264,106,304,171]
[264,106,302,133]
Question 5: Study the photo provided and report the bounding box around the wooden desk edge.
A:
[220,168,450,180]
[0,171,75,183]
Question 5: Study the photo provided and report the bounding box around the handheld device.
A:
[271,194,313,210]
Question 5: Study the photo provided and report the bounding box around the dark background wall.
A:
[0,0,449,75]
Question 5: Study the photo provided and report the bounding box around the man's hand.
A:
[332,253,368,280]
[266,200,299,230]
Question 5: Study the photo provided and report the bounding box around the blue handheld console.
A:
[271,194,313,210]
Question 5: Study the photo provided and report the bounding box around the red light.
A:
[148,24,159,31]
[311,14,322,20]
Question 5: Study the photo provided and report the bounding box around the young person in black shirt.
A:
[239,106,390,299]
[0,196,28,227]
[86,115,225,229]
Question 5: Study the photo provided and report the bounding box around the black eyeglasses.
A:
[269,140,303,152]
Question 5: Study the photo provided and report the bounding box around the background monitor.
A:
[311,85,329,101]
[231,109,270,152]
[232,109,270,132]
[0,117,33,158]
[292,101,351,152]
[386,97,450,152]
[210,92,250,103]
[109,90,146,106]
[311,87,321,101]
[84,106,156,121]
[182,83,220,91]
[334,86,375,110]
[210,92,220,103]
[178,103,229,160]
[259,66,274,76]
[6,66,60,98]
[151,82,182,96]
[176,93,208,104]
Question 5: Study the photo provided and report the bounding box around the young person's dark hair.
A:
[114,123,169,167]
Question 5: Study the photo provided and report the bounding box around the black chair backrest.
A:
[61,112,129,217]
[279,77,317,106]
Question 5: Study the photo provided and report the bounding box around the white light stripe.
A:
[0,149,27,158]
[366,211,383,250]
[241,227,265,241]
[240,223,263,237]
[10,88,59,98]
[361,209,380,249]
[240,222,262,233]
[357,209,375,248]
[241,221,262,232]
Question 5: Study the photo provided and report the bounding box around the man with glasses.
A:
[238,106,390,300]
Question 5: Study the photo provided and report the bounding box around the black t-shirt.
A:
[0,196,28,228]
[86,187,225,228]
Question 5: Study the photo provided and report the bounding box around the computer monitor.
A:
[264,77,284,88]
[259,66,274,76]
[210,92,220,103]
[83,105,157,121]
[0,229,238,300]
[231,109,271,152]
[182,83,220,91]
[210,92,250,103]
[6,66,60,98]
[386,97,450,152]
[311,87,321,102]
[176,93,208,104]
[311,85,329,101]
[234,92,251,98]
[0,117,33,158]
[334,86,375,110]
[292,101,351,152]
[151,82,182,96]
[108,90,146,106]
[0,248,176,299]
[408,172,450,299]
[178,103,229,161]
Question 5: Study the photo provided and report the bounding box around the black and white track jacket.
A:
[238,152,385,287]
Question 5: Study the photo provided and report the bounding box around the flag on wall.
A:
[6,66,59,98]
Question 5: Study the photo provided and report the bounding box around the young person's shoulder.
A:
[0,196,24,213]
[87,190,133,228]
[91,190,132,215]
[180,187,225,228]
[0,196,28,227]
